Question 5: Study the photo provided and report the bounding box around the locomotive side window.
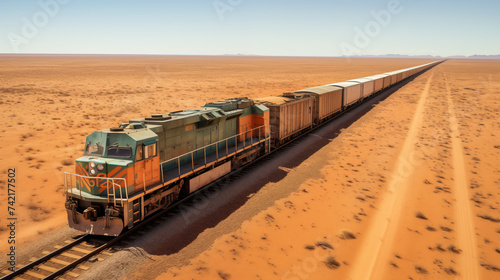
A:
[85,142,104,156]
[144,143,157,159]
[135,144,144,161]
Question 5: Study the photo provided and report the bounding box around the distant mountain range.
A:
[348,54,500,59]
[220,54,500,59]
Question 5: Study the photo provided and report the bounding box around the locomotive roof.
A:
[130,106,225,127]
[93,128,158,143]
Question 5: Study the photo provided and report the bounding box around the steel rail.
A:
[0,234,89,280]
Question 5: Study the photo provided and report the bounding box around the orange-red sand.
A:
[149,59,499,280]
[0,56,498,280]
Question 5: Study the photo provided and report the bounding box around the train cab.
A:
[65,122,161,235]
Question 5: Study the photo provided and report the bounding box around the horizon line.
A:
[0,53,499,59]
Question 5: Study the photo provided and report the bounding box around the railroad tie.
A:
[65,239,96,248]
[24,270,46,279]
[61,252,83,259]
[49,258,70,265]
[64,271,80,278]
[55,244,92,254]
[71,247,93,254]
[35,257,88,270]
[38,265,58,273]
[32,260,79,277]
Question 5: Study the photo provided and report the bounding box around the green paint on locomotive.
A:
[75,126,158,198]
[74,97,266,199]
[137,106,242,173]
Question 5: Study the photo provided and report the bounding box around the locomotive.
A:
[64,61,442,235]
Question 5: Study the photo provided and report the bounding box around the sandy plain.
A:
[0,56,498,280]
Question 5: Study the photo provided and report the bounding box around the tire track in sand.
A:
[443,72,480,280]
[348,73,434,280]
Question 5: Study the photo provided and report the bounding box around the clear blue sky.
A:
[0,0,498,56]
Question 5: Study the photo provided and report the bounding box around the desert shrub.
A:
[415,265,428,274]
[436,244,445,252]
[305,245,315,250]
[315,241,334,250]
[477,214,500,223]
[448,245,461,254]
[426,226,437,231]
[481,263,500,272]
[440,226,453,232]
[324,256,340,269]
[217,271,230,280]
[416,212,428,220]
[338,230,356,240]
[444,267,457,275]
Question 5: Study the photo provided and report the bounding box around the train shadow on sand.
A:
[126,68,434,257]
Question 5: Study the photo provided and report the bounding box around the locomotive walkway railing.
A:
[160,125,269,183]
[63,173,128,207]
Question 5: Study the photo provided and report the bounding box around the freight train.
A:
[64,61,442,235]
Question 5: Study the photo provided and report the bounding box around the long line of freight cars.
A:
[257,60,442,147]
[64,60,442,236]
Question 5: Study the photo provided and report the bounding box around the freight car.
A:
[64,60,443,235]
[293,85,343,125]
[348,77,376,99]
[255,94,314,148]
[328,81,363,107]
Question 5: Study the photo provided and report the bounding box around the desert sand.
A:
[0,56,498,280]
[148,59,499,280]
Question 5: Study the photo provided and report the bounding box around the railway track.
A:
[0,137,315,280]
[1,234,103,280]
[1,68,434,280]
[1,164,259,280]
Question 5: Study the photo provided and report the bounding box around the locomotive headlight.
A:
[97,164,104,171]
[89,162,96,169]
[90,169,97,176]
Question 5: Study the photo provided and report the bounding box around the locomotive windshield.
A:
[107,145,132,158]
[84,142,104,156]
